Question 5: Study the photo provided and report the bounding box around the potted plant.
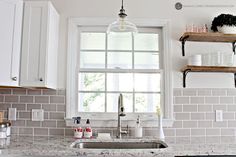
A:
[211,14,236,34]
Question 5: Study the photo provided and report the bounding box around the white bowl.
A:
[217,25,236,34]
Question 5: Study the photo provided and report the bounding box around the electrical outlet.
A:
[32,109,44,121]
[8,108,17,121]
[215,110,223,122]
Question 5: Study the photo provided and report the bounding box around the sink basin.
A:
[72,141,168,149]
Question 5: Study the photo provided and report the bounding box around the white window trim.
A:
[66,18,173,127]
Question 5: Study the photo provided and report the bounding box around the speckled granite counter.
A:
[1,136,236,157]
[0,136,173,157]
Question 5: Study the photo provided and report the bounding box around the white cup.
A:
[188,55,202,66]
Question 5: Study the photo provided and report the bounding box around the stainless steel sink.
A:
[72,141,168,149]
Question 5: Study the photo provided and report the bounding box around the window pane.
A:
[80,33,105,50]
[135,94,160,112]
[78,93,105,112]
[107,93,133,112]
[107,73,133,92]
[134,74,160,92]
[134,33,159,51]
[107,52,132,69]
[134,52,159,69]
[79,73,105,91]
[80,51,105,68]
[108,33,132,50]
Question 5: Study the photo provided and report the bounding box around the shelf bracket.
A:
[183,69,191,88]
[180,35,189,56]
[232,42,236,55]
[234,73,236,88]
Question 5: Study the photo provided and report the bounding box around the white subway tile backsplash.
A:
[221,136,235,144]
[27,89,42,95]
[198,105,212,112]
[174,89,182,96]
[227,105,236,111]
[198,121,213,128]
[205,113,215,120]
[175,97,190,104]
[213,104,227,111]
[213,121,228,128]
[197,89,211,96]
[176,137,191,144]
[190,97,204,104]
[227,89,236,96]
[183,89,197,96]
[190,136,205,144]
[220,97,234,104]
[228,121,236,127]
[223,112,235,120]
[183,121,198,128]
[35,96,49,103]
[176,129,190,136]
[0,88,235,144]
[191,128,205,136]
[172,121,183,128]
[20,96,34,103]
[206,136,220,144]
[191,113,205,120]
[206,128,220,136]
[212,89,227,96]
[183,105,197,112]
[205,97,219,104]
[175,113,190,120]
[221,128,235,136]
[174,105,182,112]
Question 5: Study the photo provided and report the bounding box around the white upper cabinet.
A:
[0,0,23,86]
[20,1,59,89]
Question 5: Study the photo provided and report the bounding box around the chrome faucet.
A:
[117,93,128,138]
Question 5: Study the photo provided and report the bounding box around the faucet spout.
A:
[117,94,128,139]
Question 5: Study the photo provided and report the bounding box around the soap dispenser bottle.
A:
[134,115,142,138]
[84,119,92,138]
[73,117,83,139]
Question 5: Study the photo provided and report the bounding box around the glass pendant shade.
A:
[107,17,138,33]
[107,0,138,34]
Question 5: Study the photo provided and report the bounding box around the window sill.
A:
[65,113,174,127]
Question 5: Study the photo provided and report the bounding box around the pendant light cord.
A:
[119,0,127,18]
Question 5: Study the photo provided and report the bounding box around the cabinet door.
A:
[20,2,48,87]
[0,0,23,86]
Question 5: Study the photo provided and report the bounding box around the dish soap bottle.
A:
[134,115,142,138]
[73,117,83,139]
[84,119,92,138]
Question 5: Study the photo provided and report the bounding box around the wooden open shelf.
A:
[179,32,236,56]
[181,65,236,88]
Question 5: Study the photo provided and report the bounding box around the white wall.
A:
[41,0,236,88]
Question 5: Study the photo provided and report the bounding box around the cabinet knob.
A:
[39,78,43,82]
[12,77,17,81]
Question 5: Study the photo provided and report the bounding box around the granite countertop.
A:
[0,136,236,157]
[0,136,173,157]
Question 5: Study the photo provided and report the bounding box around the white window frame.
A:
[66,18,173,127]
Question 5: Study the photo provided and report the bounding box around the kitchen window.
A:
[79,27,162,113]
[66,18,173,126]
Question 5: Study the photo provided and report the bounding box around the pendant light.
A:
[107,0,138,34]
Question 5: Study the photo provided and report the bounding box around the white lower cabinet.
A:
[20,1,59,89]
[0,0,23,86]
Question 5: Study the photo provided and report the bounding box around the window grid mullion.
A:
[79,69,162,73]
[105,33,108,112]
[78,91,161,94]
[80,49,159,53]
[132,34,135,113]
